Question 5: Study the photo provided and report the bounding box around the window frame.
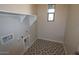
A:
[47,4,56,22]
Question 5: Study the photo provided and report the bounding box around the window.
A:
[47,4,55,22]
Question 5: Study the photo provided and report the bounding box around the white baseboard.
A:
[38,37,64,44]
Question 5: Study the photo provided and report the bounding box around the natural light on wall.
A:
[48,4,55,22]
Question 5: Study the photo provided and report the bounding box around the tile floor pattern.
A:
[24,39,65,55]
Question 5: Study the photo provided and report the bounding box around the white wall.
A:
[0,4,37,54]
[37,4,68,43]
[64,5,79,54]
[0,13,37,54]
[0,13,29,54]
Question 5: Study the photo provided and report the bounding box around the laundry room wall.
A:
[64,5,79,54]
[37,4,68,43]
[0,4,37,54]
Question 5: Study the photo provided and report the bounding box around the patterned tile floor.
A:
[24,39,65,55]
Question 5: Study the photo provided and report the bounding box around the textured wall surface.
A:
[64,5,79,54]
[37,4,68,43]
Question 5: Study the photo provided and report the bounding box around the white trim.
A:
[0,10,36,17]
[38,37,64,44]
